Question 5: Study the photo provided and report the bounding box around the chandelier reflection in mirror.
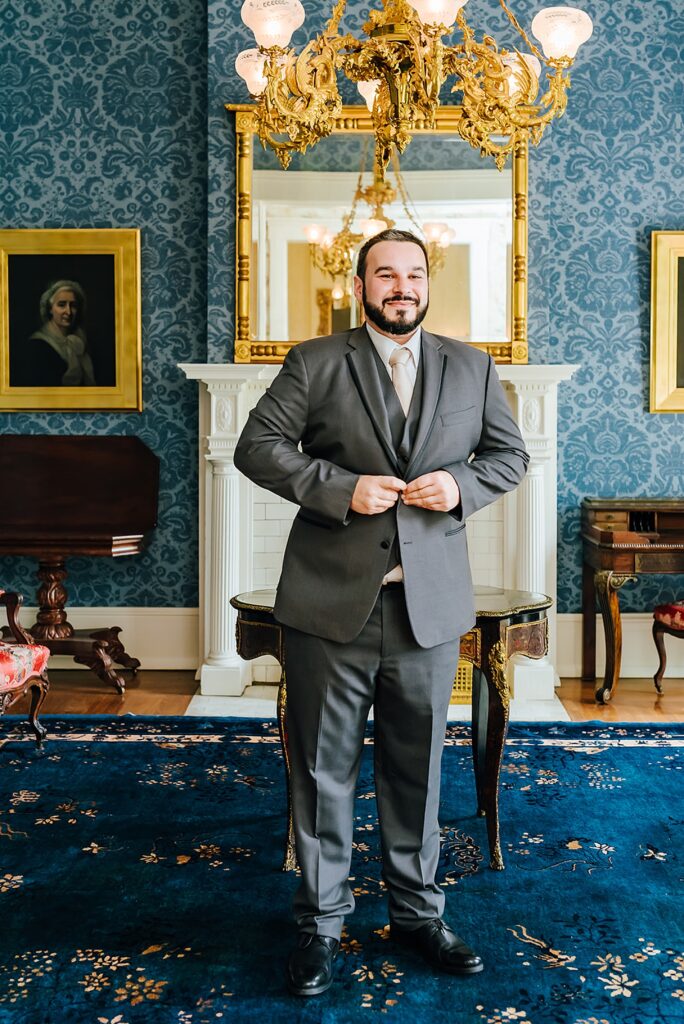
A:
[235,0,593,171]
[303,141,455,306]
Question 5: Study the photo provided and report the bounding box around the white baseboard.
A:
[14,607,682,681]
[557,612,684,679]
[16,607,199,671]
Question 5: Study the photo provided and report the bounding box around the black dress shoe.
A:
[287,933,339,996]
[391,919,484,975]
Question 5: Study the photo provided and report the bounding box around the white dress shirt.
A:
[366,322,422,397]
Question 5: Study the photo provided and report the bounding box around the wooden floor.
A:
[559,676,684,722]
[9,669,684,721]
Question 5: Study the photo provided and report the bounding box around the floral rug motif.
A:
[0,717,682,1024]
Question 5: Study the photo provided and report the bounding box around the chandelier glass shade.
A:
[235,0,593,170]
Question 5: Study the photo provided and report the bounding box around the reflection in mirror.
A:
[229,106,528,364]
[252,134,511,347]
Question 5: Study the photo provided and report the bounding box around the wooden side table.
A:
[231,585,551,872]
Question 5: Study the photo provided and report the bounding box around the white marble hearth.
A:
[186,689,571,722]
[180,361,576,700]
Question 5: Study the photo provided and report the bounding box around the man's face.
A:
[354,240,429,339]
[49,289,78,333]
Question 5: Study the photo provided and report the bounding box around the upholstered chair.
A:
[0,590,50,745]
[652,602,684,694]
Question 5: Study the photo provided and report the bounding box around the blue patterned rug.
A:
[0,717,682,1024]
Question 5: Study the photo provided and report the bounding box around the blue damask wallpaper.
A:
[1,0,207,606]
[3,0,682,613]
[536,0,684,612]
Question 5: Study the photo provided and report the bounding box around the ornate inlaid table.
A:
[231,585,551,872]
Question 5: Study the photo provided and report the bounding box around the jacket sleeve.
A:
[443,356,529,521]
[233,345,359,525]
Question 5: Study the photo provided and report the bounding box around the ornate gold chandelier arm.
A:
[325,0,349,36]
[454,8,475,58]
[311,222,364,278]
[256,0,352,167]
[440,5,573,169]
[506,67,569,130]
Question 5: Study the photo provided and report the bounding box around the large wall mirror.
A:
[228,105,529,365]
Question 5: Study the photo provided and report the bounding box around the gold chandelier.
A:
[303,145,455,285]
[235,0,593,170]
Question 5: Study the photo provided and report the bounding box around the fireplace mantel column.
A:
[501,365,577,696]
[180,364,279,695]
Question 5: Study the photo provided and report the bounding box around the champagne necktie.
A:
[389,346,413,416]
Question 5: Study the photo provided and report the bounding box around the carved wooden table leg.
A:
[594,570,636,704]
[476,624,510,870]
[32,559,73,640]
[652,620,667,695]
[277,670,298,871]
[28,673,50,746]
[19,561,141,693]
[470,664,488,819]
[581,560,596,682]
[652,620,684,695]
[73,640,127,694]
[90,627,141,673]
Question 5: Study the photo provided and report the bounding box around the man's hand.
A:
[402,471,461,512]
[351,475,406,515]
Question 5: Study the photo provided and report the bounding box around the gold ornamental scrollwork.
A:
[277,670,298,872]
[595,570,637,594]
[487,638,510,713]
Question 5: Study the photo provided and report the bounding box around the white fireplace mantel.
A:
[180,361,576,696]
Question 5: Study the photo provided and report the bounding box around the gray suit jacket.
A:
[234,326,529,647]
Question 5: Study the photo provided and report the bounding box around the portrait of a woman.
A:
[13,279,97,387]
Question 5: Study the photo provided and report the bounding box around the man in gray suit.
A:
[234,229,528,996]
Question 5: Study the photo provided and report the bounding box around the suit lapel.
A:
[406,330,446,478]
[345,327,400,474]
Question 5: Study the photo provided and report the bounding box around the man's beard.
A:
[362,285,428,337]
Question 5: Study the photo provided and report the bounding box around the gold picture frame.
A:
[0,228,142,411]
[227,104,529,365]
[650,230,684,413]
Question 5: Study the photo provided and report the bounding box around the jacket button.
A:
[380,540,390,549]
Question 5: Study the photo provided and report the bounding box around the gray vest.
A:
[368,339,425,571]
[368,339,424,470]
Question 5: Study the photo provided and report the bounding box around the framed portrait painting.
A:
[650,230,684,413]
[0,228,141,411]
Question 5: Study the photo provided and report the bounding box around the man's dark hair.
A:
[356,229,429,283]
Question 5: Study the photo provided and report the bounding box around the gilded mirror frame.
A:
[650,231,684,413]
[227,104,529,365]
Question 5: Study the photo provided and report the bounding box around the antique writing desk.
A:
[582,497,684,703]
[0,435,159,693]
[231,585,551,872]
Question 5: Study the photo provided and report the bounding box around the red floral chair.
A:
[0,590,50,746]
[652,602,684,694]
